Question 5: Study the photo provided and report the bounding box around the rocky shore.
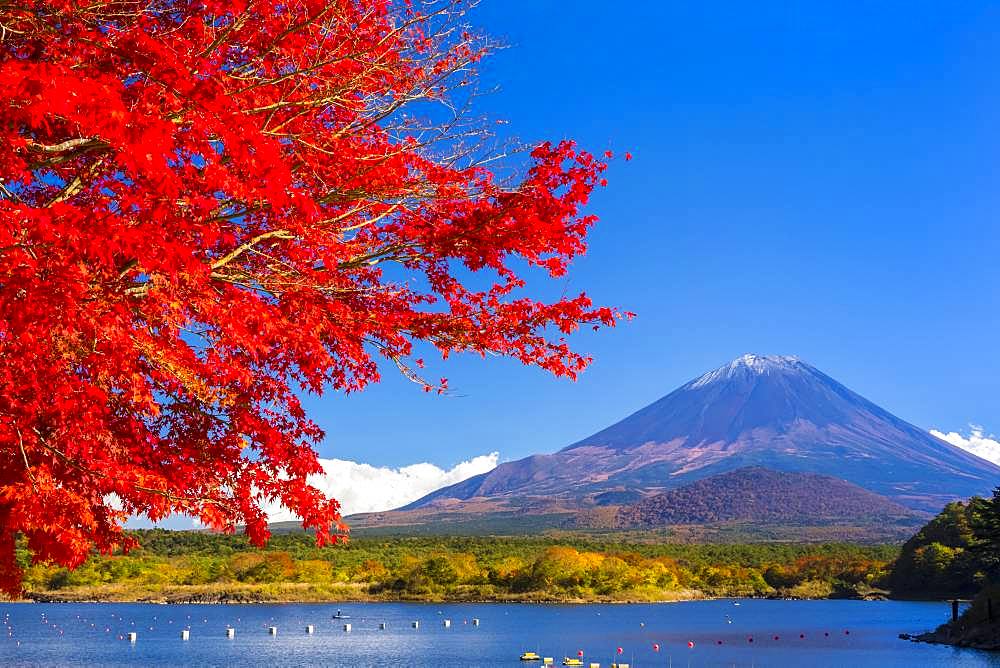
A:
[908,622,1000,652]
[903,587,1000,652]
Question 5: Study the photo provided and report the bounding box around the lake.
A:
[1,599,997,667]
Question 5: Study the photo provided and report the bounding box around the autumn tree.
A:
[0,0,626,595]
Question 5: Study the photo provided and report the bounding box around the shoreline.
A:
[6,589,892,606]
[902,587,1000,653]
[11,588,707,605]
[904,627,1000,653]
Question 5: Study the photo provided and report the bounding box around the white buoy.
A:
[411,621,419,629]
[379,622,387,630]
[472,618,480,626]
[127,632,137,643]
[180,629,190,640]
[226,627,235,639]
[305,625,314,634]
[268,626,278,635]
[342,623,351,632]
[442,619,451,628]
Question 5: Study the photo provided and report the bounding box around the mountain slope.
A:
[614,467,917,527]
[407,354,1000,513]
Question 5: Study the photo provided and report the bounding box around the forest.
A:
[887,490,1000,599]
[10,489,997,606]
[13,532,895,604]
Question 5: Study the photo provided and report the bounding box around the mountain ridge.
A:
[613,466,918,528]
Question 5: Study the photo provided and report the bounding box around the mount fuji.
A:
[350,354,1000,535]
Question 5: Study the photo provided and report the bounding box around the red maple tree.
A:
[0,0,626,595]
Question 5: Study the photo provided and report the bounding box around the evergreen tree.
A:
[971,488,1000,580]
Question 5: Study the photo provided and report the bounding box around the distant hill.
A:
[407,354,1000,514]
[614,467,918,528]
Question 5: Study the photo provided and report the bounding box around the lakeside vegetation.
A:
[888,491,1000,599]
[10,489,997,610]
[887,488,1000,650]
[13,532,895,604]
[888,499,992,598]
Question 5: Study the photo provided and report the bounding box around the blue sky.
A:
[300,1,1000,475]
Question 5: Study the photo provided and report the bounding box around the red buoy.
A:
[577,650,584,657]
[687,641,694,648]
[653,643,660,652]
[617,647,623,655]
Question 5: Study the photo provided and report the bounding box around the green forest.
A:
[887,489,1000,599]
[15,532,894,603]
[10,488,999,607]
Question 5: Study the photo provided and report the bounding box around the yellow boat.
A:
[562,659,583,667]
[520,652,541,661]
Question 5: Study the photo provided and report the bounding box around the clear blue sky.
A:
[303,1,1000,469]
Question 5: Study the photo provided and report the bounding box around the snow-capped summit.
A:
[735,352,799,369]
[689,353,803,388]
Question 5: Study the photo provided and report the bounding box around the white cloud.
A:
[931,425,1000,466]
[265,452,499,521]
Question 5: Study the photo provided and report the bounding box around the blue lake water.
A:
[0,599,997,667]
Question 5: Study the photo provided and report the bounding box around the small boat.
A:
[562,659,583,666]
[520,652,541,661]
[332,610,351,620]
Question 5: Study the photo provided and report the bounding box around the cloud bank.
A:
[265,452,499,521]
[931,425,1000,466]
